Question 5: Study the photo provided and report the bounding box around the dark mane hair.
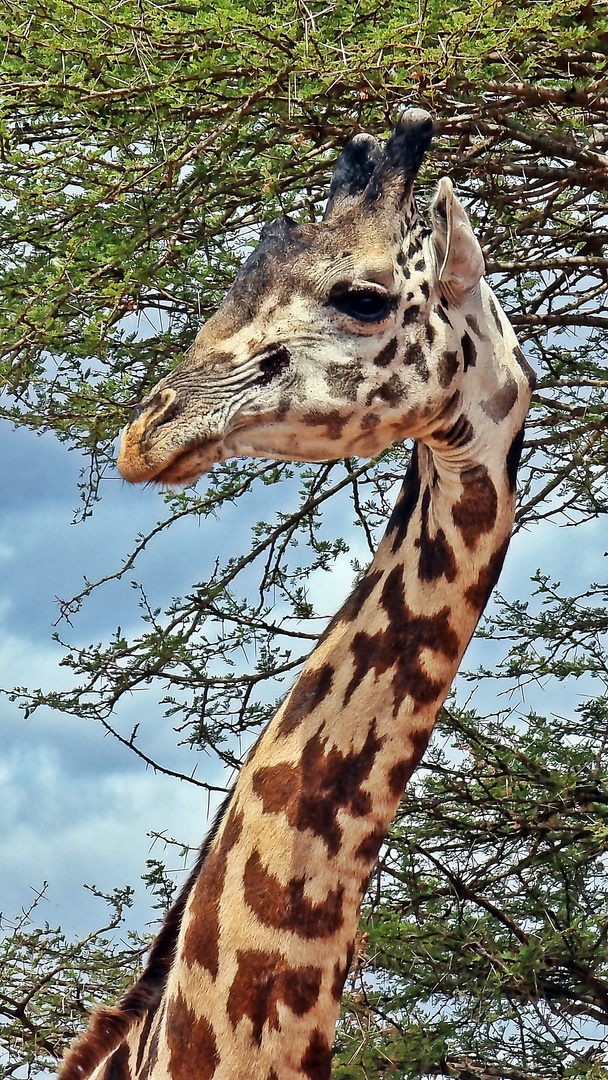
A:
[58,790,233,1079]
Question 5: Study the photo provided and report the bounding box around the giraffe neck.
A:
[59,284,531,1080]
[106,305,529,1080]
[60,285,530,1080]
[57,109,537,1080]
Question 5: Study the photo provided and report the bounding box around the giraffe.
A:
[60,108,535,1080]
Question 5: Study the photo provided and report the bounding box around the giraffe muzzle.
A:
[117,386,227,485]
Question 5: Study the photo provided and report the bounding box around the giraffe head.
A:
[118,108,508,486]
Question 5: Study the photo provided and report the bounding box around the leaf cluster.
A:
[337,701,608,1078]
[0,885,144,1076]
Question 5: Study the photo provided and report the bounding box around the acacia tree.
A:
[2,0,608,1076]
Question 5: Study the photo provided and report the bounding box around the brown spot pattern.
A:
[409,725,433,764]
[366,373,404,406]
[134,1011,155,1075]
[513,345,536,389]
[257,345,291,385]
[415,487,457,583]
[434,389,460,425]
[303,409,350,440]
[465,313,485,338]
[325,568,383,634]
[465,537,510,611]
[461,331,477,371]
[227,949,322,1046]
[331,942,355,1001]
[437,349,459,388]
[387,728,431,796]
[301,1028,333,1080]
[488,294,504,336]
[433,413,474,449]
[253,761,295,815]
[452,465,498,550]
[253,721,383,856]
[483,374,518,423]
[137,1009,162,1080]
[403,341,429,381]
[361,411,380,430]
[326,361,364,402]
[278,663,334,737]
[102,1044,131,1080]
[388,447,421,554]
[373,336,398,367]
[355,824,386,863]
[506,423,525,492]
[343,566,459,715]
[402,305,421,327]
[183,805,243,977]
[388,759,413,796]
[244,850,344,938]
[166,991,219,1080]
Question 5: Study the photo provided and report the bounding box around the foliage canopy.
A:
[2,0,608,1076]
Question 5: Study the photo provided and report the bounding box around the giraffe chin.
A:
[141,431,345,486]
[117,432,228,485]
[150,440,228,486]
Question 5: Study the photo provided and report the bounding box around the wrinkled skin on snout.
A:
[117,110,488,486]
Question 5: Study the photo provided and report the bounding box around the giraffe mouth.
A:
[118,406,278,486]
[118,388,249,485]
[118,398,356,487]
[117,414,227,485]
[151,438,227,486]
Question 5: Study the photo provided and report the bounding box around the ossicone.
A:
[324,132,381,218]
[325,107,435,221]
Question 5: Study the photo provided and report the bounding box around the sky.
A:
[1,417,607,948]
[0,422,370,938]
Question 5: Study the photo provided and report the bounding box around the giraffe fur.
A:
[60,107,534,1080]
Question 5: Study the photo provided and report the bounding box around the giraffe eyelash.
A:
[328,284,396,323]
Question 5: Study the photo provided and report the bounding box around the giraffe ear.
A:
[324,133,381,219]
[430,177,485,303]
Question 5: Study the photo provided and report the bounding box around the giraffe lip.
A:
[148,437,226,485]
[150,410,264,484]
[120,406,260,485]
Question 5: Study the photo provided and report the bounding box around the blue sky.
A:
[1,418,607,945]
[0,422,368,938]
[1,425,223,935]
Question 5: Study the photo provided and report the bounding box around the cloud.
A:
[0,425,230,934]
[0,622,226,933]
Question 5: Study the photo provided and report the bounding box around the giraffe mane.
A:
[59,790,234,1080]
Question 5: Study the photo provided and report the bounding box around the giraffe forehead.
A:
[314,249,398,294]
[232,214,411,304]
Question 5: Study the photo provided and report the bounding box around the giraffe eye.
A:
[330,287,392,323]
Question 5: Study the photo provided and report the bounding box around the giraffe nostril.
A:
[128,398,149,425]
[130,388,180,430]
